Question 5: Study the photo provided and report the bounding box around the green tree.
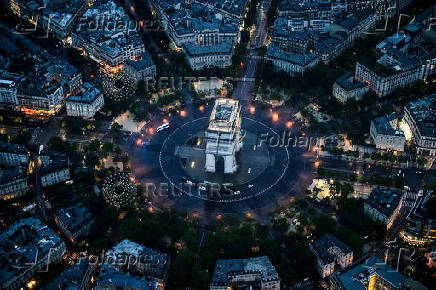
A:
[111,122,123,134]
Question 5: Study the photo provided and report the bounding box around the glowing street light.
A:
[199,105,204,112]
[286,121,293,128]
[272,112,279,122]
[163,118,169,124]
[180,110,186,117]
[136,139,142,146]
[27,280,37,289]
[249,106,255,114]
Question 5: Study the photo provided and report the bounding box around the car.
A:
[248,184,254,188]
[234,190,241,195]
[156,123,170,133]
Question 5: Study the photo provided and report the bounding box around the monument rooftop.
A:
[207,98,240,133]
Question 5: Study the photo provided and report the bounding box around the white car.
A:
[248,184,254,188]
[234,190,241,195]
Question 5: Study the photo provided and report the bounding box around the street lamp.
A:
[272,112,278,122]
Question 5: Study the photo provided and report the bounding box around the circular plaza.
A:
[159,116,290,202]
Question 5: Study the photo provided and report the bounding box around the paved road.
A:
[231,0,271,103]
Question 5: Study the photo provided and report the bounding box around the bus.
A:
[156,123,170,133]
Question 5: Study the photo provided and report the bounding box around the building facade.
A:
[4,0,92,39]
[0,141,28,167]
[370,114,405,151]
[266,44,319,75]
[0,77,18,109]
[54,203,94,244]
[39,151,70,187]
[184,43,233,70]
[364,188,405,230]
[124,53,157,83]
[333,72,369,103]
[355,58,436,97]
[71,1,146,73]
[149,0,243,70]
[104,239,170,288]
[0,170,28,200]
[96,264,158,290]
[45,259,93,290]
[310,234,353,278]
[66,82,104,118]
[0,218,66,290]
[210,256,280,290]
[403,94,436,156]
[330,255,410,290]
[0,54,82,117]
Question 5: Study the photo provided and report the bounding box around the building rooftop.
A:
[372,114,404,137]
[68,82,102,104]
[16,57,79,98]
[331,255,408,290]
[184,42,233,56]
[210,256,280,286]
[125,53,155,71]
[0,168,26,185]
[208,98,240,133]
[195,0,248,18]
[0,218,65,288]
[55,203,93,235]
[335,71,367,91]
[75,0,144,59]
[105,239,169,280]
[39,151,69,176]
[405,94,436,139]
[311,234,352,265]
[14,0,87,31]
[0,141,28,155]
[267,44,319,66]
[365,188,403,218]
[162,1,240,35]
[278,0,320,14]
[271,18,313,40]
[44,260,90,290]
[0,77,18,89]
[338,9,375,31]
[96,264,158,290]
